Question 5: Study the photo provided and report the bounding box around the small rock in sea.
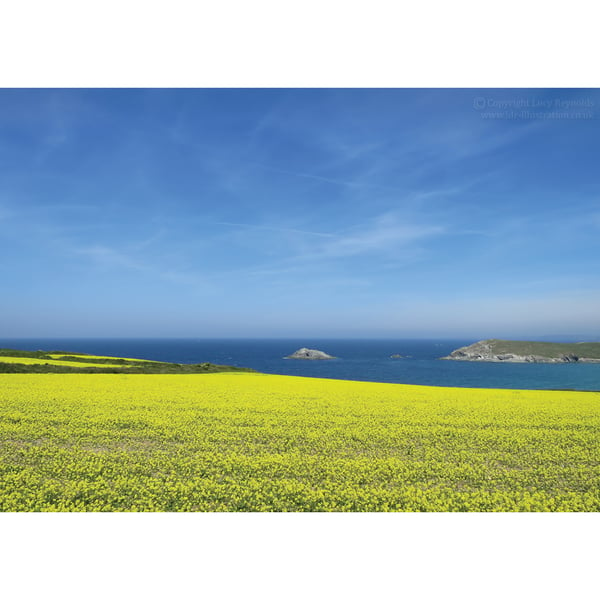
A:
[390,354,403,359]
[285,347,335,360]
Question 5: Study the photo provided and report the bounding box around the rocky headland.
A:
[441,339,600,363]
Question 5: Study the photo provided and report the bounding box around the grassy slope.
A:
[1,372,599,511]
[48,353,158,362]
[0,348,254,374]
[0,356,137,368]
[488,339,600,358]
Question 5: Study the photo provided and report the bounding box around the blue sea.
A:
[3,338,600,391]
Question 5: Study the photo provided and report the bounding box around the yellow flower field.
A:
[0,356,135,368]
[48,354,157,362]
[1,372,599,511]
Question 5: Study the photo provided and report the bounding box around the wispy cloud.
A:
[212,210,447,286]
[249,161,413,193]
[72,243,216,293]
[215,221,335,238]
[75,245,145,271]
[130,228,169,252]
[319,213,444,259]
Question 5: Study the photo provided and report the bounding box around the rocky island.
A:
[285,347,336,360]
[441,339,600,363]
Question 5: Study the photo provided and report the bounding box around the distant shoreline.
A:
[442,339,600,364]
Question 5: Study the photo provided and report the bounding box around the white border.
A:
[0,1,598,87]
[2,512,599,599]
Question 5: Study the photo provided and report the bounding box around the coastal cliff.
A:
[441,339,600,363]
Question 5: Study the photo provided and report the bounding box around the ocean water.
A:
[3,338,600,391]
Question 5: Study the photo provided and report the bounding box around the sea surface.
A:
[3,338,600,391]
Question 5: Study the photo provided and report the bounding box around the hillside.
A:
[442,339,600,363]
[0,348,255,374]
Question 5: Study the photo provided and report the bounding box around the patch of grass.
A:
[0,348,52,358]
[0,348,255,374]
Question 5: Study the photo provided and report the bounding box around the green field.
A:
[0,348,254,374]
[1,371,599,512]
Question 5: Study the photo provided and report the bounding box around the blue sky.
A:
[1,88,599,338]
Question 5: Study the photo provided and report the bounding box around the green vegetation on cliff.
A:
[480,340,600,359]
[443,339,600,362]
